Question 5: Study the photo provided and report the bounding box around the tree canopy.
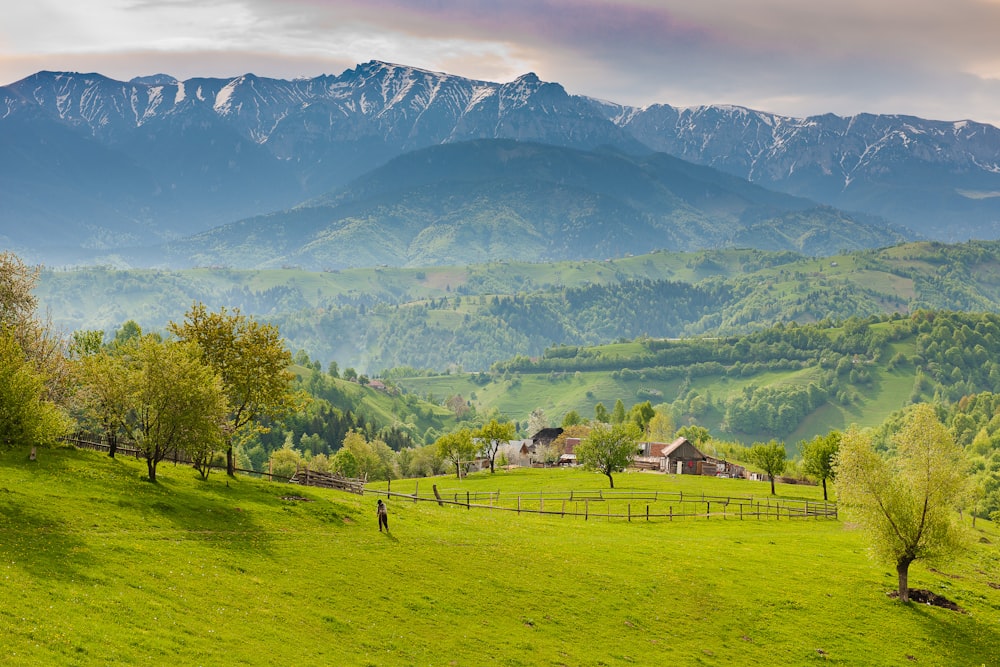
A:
[169,304,295,475]
[476,419,516,473]
[576,422,641,488]
[835,404,971,602]
[801,431,840,500]
[746,440,787,495]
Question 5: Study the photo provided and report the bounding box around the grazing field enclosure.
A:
[3,447,1000,666]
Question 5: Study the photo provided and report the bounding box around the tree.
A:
[476,419,516,473]
[0,252,71,407]
[746,440,787,495]
[627,400,656,432]
[646,410,674,442]
[123,336,227,482]
[835,405,971,602]
[76,345,131,458]
[561,410,583,427]
[611,399,627,425]
[528,408,548,436]
[576,422,641,488]
[676,424,710,447]
[801,431,841,500]
[594,402,610,423]
[435,429,477,478]
[170,304,295,475]
[0,327,71,451]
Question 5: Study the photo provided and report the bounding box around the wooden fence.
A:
[368,485,837,522]
[289,469,366,494]
[63,436,364,490]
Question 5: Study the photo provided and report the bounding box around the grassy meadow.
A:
[3,445,1000,666]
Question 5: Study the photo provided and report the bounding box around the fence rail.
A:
[369,485,837,522]
[65,437,832,520]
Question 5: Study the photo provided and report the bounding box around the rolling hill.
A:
[154,139,906,270]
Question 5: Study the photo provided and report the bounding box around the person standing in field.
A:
[377,499,389,532]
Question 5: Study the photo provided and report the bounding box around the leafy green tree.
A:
[339,430,397,481]
[435,428,476,478]
[561,410,583,427]
[0,252,71,407]
[646,410,674,442]
[123,336,227,482]
[594,402,610,423]
[270,444,302,480]
[801,431,841,500]
[170,304,296,475]
[476,419,516,473]
[0,327,71,451]
[676,424,710,447]
[576,422,642,488]
[69,329,104,359]
[835,405,971,602]
[627,400,655,432]
[746,440,787,495]
[76,346,131,458]
[611,399,627,425]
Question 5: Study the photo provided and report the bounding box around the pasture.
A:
[2,446,999,665]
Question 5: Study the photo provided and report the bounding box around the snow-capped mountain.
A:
[2,60,1000,261]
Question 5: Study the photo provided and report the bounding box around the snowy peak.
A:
[4,61,1000,247]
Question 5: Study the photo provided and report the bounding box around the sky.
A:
[3,0,1000,126]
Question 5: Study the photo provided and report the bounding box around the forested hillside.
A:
[37,240,1000,373]
[396,310,1000,446]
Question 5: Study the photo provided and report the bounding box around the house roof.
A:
[661,437,702,458]
[530,427,563,443]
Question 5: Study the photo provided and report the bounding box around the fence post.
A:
[414,481,419,503]
[562,500,566,517]
[467,491,470,509]
[628,504,631,522]
[669,506,673,522]
[585,499,589,521]
[706,501,710,519]
[646,504,649,521]
[433,484,444,507]
[518,496,521,514]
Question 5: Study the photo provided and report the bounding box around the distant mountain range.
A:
[156,139,904,269]
[3,61,999,266]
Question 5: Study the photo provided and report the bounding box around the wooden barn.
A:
[661,437,711,475]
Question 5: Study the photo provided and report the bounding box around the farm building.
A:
[660,437,715,475]
[705,455,746,479]
[558,437,582,465]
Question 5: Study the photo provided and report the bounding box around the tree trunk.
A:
[821,478,828,501]
[606,471,615,489]
[896,558,913,602]
[489,456,495,474]
[226,445,235,476]
[769,475,776,495]
[146,457,157,482]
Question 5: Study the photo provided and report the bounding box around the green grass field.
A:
[3,445,1000,665]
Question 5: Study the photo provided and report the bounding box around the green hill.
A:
[36,240,1000,375]
[3,445,999,665]
[394,311,1000,445]
[156,140,905,270]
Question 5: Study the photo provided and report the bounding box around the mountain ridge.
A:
[2,60,999,262]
